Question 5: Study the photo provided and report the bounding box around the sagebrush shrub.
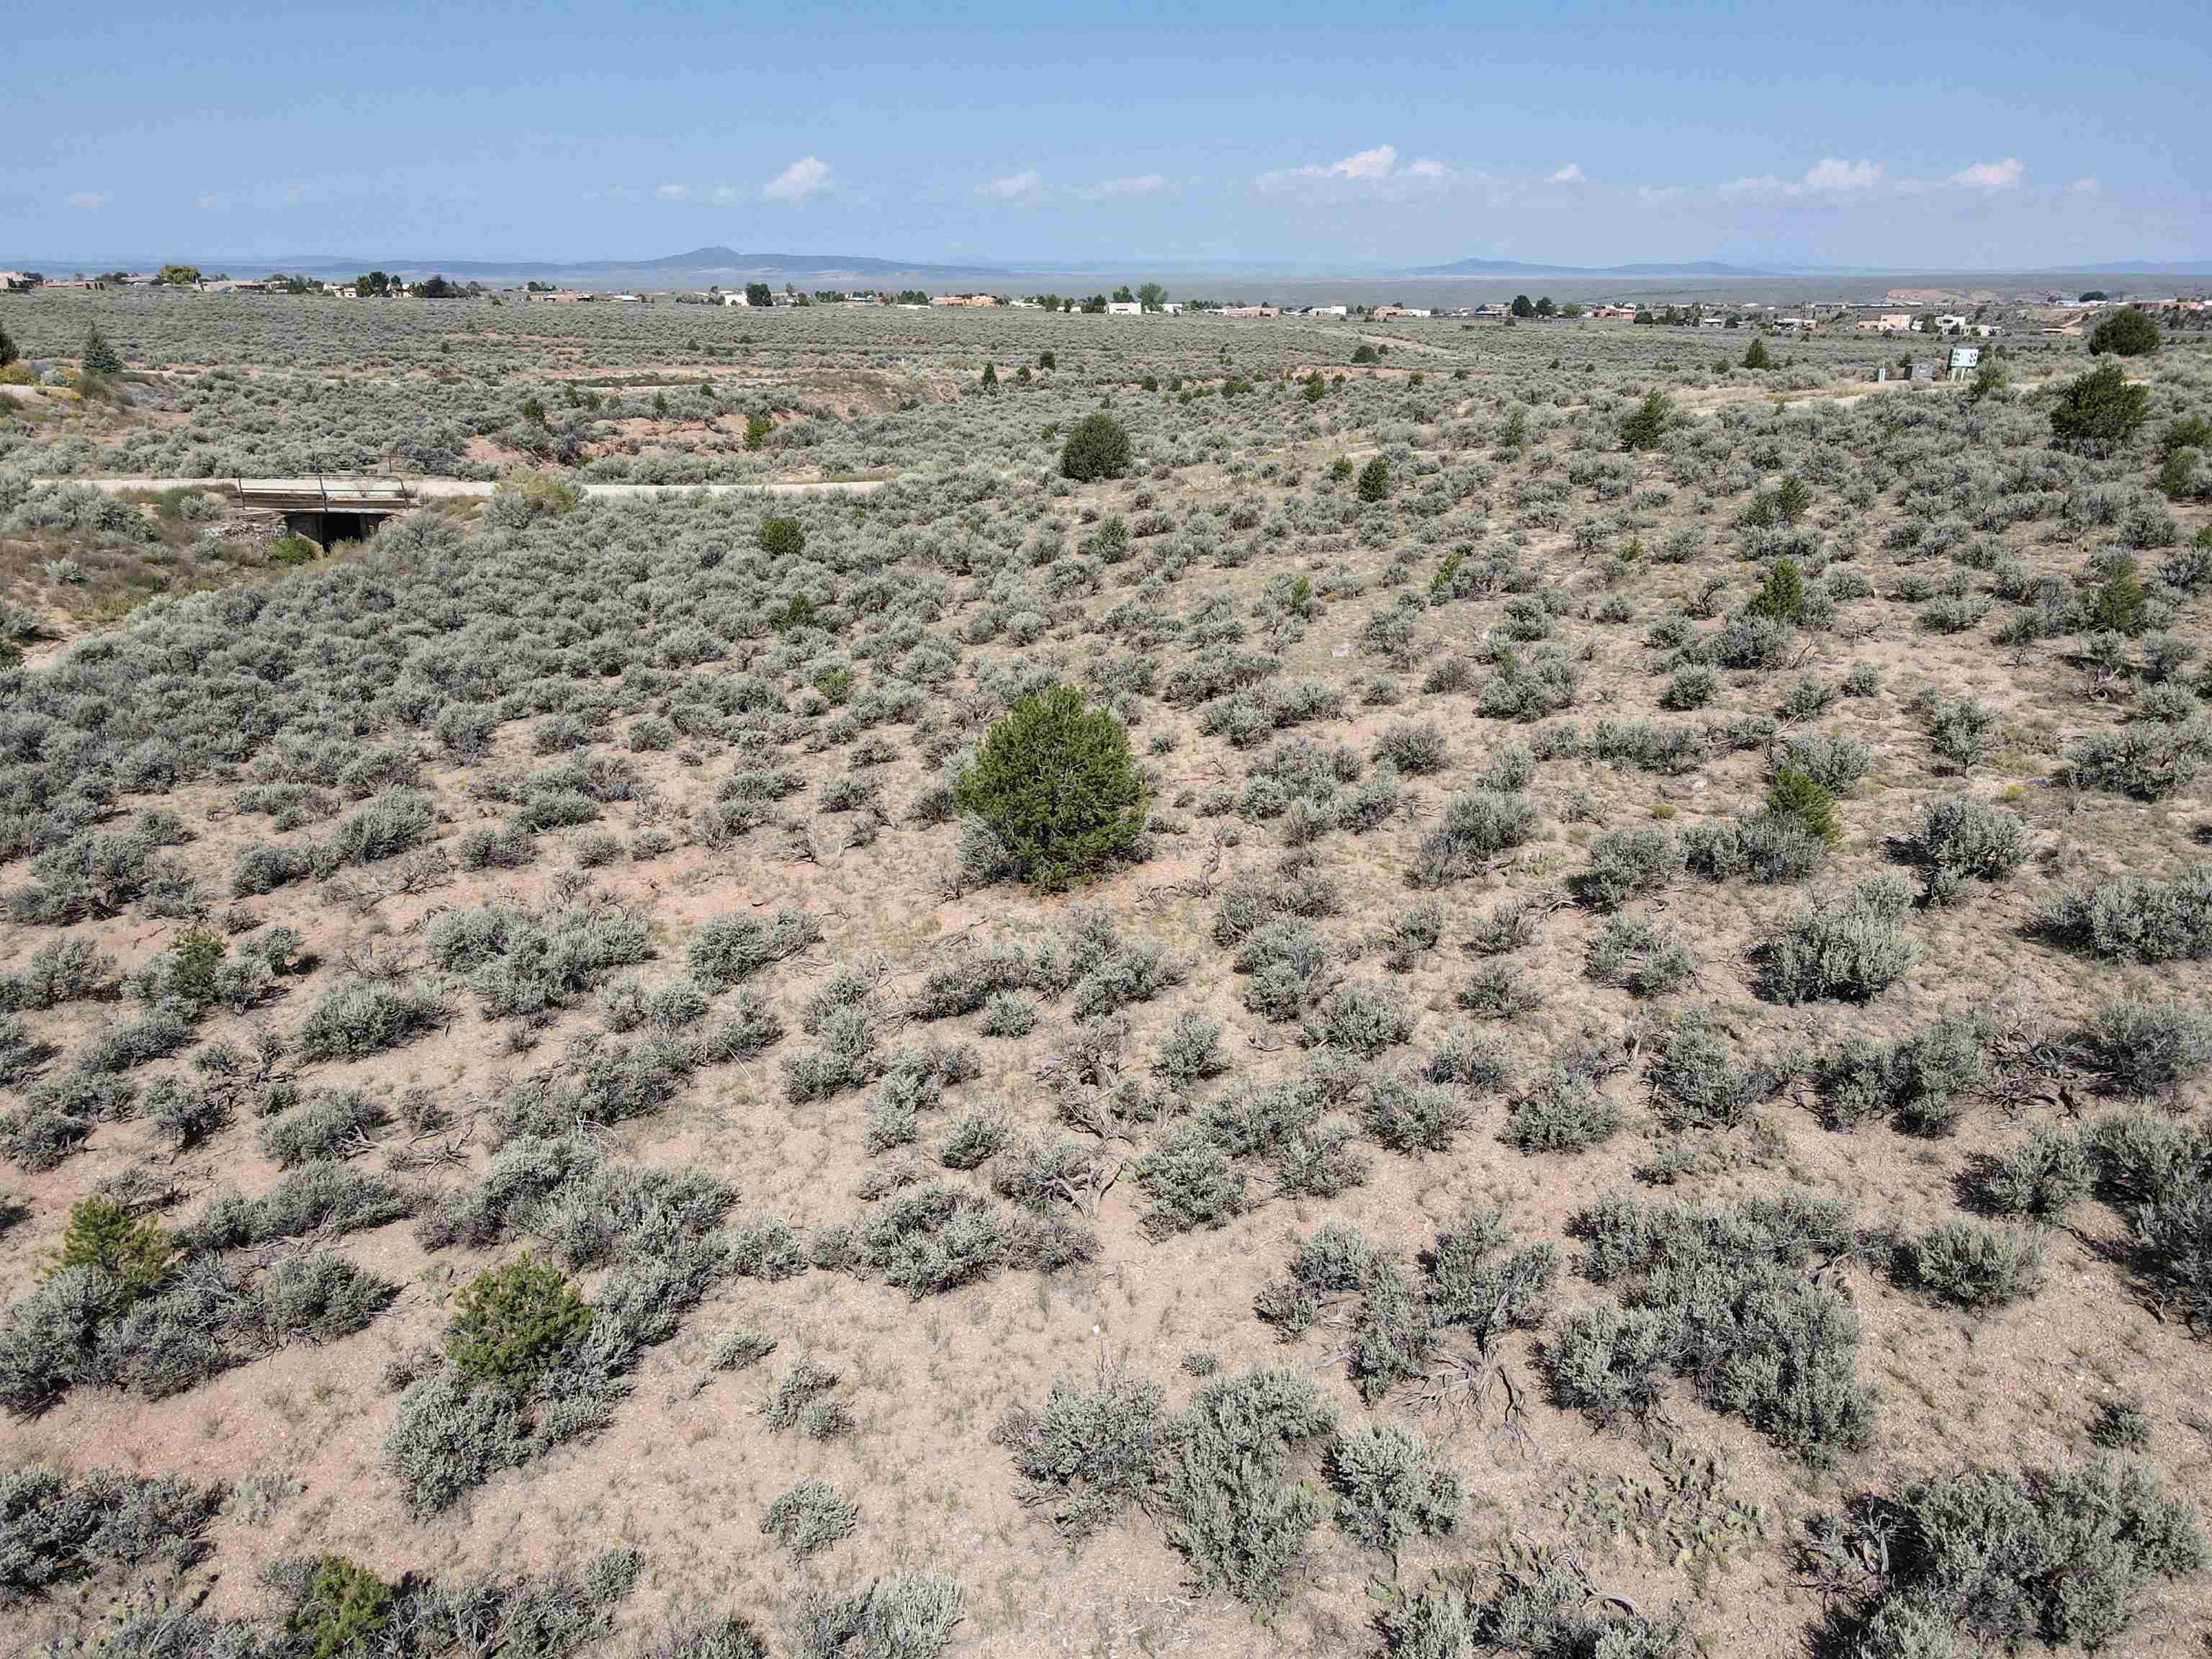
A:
[997,1361,1167,1545]
[1585,917,1694,997]
[1548,1187,1871,1462]
[786,1572,965,1659]
[1901,793,2026,887]
[1134,1121,1246,1238]
[1573,827,1681,909]
[297,977,447,1059]
[1972,1122,2092,1219]
[1826,1457,2203,1655]
[1503,1050,1622,1154]
[685,907,819,990]
[1326,1421,1462,1560]
[1755,876,1914,1004]
[760,1478,858,1560]
[0,1465,219,1597]
[1157,1365,1336,1606]
[2082,997,2212,1096]
[1408,789,1538,889]
[2038,864,2212,962]
[1894,1220,2047,1311]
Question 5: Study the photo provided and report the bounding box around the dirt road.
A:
[37,475,890,498]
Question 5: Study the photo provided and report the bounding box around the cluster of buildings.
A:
[1849,310,2000,336]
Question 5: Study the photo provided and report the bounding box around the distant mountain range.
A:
[1411,256,1780,277]
[12,246,2208,285]
[414,246,1015,280]
[6,247,1015,282]
[1411,253,2212,279]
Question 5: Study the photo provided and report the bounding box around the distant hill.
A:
[1410,256,1779,277]
[14,248,2205,287]
[6,248,1015,283]
[374,248,1010,282]
[627,247,1009,277]
[2026,259,2212,275]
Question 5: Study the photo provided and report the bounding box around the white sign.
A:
[1948,346,1980,370]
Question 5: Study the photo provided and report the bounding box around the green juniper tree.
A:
[953,685,1147,889]
[1059,411,1132,481]
[1619,388,1673,451]
[80,326,122,377]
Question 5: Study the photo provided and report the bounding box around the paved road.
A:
[37,475,890,499]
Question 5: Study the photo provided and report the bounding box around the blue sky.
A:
[6,0,2206,269]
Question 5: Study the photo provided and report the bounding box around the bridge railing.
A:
[232,472,416,506]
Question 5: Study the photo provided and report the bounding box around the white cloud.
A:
[2066,176,2100,196]
[1636,184,1686,206]
[978,168,1044,200]
[1717,154,2037,203]
[195,192,224,211]
[1802,157,1883,193]
[1331,144,1398,180]
[1088,173,1166,198]
[1951,157,2023,190]
[655,182,691,200]
[1257,143,1460,192]
[1550,163,1586,184]
[64,192,108,211]
[763,156,830,202]
[1722,157,1882,199]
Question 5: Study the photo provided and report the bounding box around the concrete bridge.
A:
[233,476,418,544]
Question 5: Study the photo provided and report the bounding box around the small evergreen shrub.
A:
[54,1197,174,1300]
[953,686,1147,889]
[444,1253,593,1383]
[1060,412,1133,481]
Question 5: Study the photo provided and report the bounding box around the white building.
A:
[721,293,750,306]
[1105,300,1142,315]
